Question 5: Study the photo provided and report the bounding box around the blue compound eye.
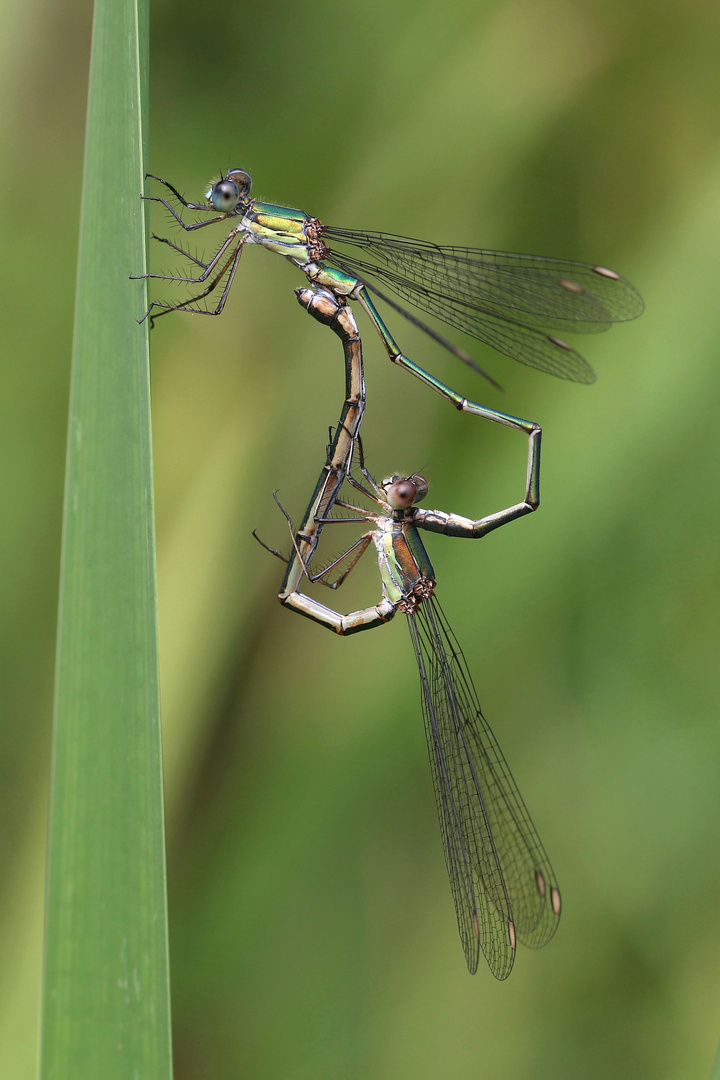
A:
[209,179,240,212]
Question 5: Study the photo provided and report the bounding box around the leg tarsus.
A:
[252,530,288,564]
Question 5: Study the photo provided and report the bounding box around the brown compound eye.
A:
[226,168,252,197]
[386,478,420,509]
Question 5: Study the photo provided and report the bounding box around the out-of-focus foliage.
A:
[1,0,719,1077]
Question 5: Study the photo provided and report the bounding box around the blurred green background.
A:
[2,0,719,1076]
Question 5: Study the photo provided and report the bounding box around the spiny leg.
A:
[151,233,209,269]
[310,534,375,590]
[253,522,373,589]
[316,503,375,519]
[141,172,226,232]
[273,491,375,589]
[145,173,214,211]
[141,237,246,326]
[252,530,287,564]
[342,437,383,504]
[135,229,242,285]
[142,193,226,232]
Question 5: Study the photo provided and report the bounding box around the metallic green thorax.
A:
[242,201,359,295]
[243,202,312,260]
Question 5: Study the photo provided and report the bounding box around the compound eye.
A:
[386,479,419,510]
[226,168,252,196]
[209,179,240,212]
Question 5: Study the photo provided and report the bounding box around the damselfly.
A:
[260,429,558,978]
[135,169,643,398]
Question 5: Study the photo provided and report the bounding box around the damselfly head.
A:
[382,474,428,510]
[205,169,252,214]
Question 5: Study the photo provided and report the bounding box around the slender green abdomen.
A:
[311,264,360,295]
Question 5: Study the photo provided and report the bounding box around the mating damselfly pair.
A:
[136,168,642,976]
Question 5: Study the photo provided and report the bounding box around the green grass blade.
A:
[39,0,172,1076]
[711,1044,720,1080]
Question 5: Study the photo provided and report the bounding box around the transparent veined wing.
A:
[324,227,643,383]
[407,597,561,978]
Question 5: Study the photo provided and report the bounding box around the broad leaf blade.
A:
[40,0,172,1076]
